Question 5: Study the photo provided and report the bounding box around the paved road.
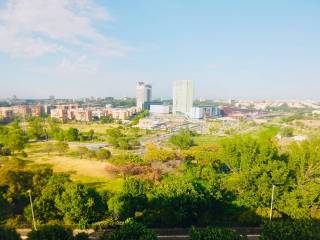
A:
[18,227,261,239]
[21,234,260,240]
[157,235,260,240]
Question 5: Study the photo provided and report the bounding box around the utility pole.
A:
[27,190,37,230]
[269,185,275,221]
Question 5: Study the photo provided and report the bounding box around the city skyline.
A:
[1,1,320,100]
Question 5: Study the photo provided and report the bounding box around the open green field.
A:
[60,122,116,134]
[25,142,124,192]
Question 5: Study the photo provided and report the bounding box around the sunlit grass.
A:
[24,142,123,193]
[72,175,124,193]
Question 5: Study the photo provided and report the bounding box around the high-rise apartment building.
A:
[136,82,152,110]
[172,80,193,116]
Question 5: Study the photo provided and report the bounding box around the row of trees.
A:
[2,220,320,240]
[106,127,141,150]
[28,117,95,142]
[0,118,97,157]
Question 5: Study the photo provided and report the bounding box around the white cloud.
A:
[0,0,130,57]
[56,55,98,75]
[27,54,99,77]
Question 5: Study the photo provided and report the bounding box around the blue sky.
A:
[0,0,319,100]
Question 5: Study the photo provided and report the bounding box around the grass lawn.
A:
[72,175,123,193]
[25,142,124,193]
[60,122,116,134]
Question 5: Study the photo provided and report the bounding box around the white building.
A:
[190,107,204,119]
[136,82,152,110]
[150,105,171,114]
[172,80,193,116]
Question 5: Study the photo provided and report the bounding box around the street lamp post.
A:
[269,185,275,221]
[27,190,37,230]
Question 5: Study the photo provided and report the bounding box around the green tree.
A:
[169,129,194,149]
[96,149,111,161]
[55,183,106,228]
[186,144,220,177]
[108,178,148,220]
[65,128,80,141]
[118,138,131,150]
[88,129,94,141]
[47,118,64,141]
[0,164,53,219]
[147,176,213,227]
[29,174,70,223]
[277,139,320,219]
[106,220,157,240]
[5,128,28,155]
[27,117,46,140]
[143,143,177,162]
[106,128,124,147]
[0,227,21,240]
[100,115,114,124]
[130,110,150,126]
[190,227,247,240]
[74,232,90,240]
[260,220,320,240]
[28,225,73,240]
[0,186,10,220]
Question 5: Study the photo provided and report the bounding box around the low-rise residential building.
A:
[50,108,69,122]
[49,104,138,122]
[12,105,31,118]
[0,107,13,120]
[32,104,45,117]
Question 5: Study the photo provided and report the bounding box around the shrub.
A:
[96,149,111,161]
[74,232,90,240]
[0,227,21,240]
[280,127,294,137]
[143,143,177,162]
[190,227,247,240]
[4,215,24,228]
[169,129,194,150]
[260,220,320,240]
[28,225,73,240]
[109,153,146,165]
[103,220,157,240]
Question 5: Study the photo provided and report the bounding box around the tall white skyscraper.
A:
[136,82,152,110]
[172,80,193,116]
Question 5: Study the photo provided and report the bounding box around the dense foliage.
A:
[169,129,195,149]
[260,220,320,240]
[106,220,157,240]
[74,232,90,240]
[106,127,140,150]
[28,225,73,240]
[2,119,320,231]
[0,227,20,240]
[0,158,106,228]
[190,227,247,240]
[130,110,150,126]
